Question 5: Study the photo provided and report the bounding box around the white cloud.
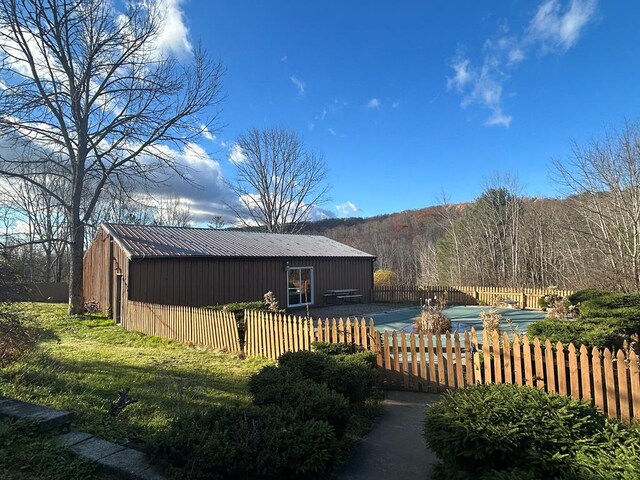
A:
[448,0,597,127]
[327,128,336,136]
[121,142,233,225]
[290,75,305,94]
[367,98,381,108]
[280,55,288,62]
[200,124,215,141]
[526,0,597,52]
[307,206,335,221]
[153,0,193,57]
[485,109,512,128]
[183,142,211,167]
[447,58,472,91]
[228,144,247,164]
[392,101,400,108]
[336,201,360,216]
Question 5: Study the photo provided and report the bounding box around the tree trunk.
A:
[68,222,85,315]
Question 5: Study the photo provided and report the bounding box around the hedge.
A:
[527,289,640,350]
[424,383,640,479]
[153,404,339,480]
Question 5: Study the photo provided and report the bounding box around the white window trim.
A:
[287,266,314,307]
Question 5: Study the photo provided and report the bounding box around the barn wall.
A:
[83,227,131,317]
[83,228,111,313]
[128,257,374,308]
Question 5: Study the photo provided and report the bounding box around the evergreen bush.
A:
[249,366,351,437]
[277,350,333,382]
[154,404,339,479]
[424,384,604,478]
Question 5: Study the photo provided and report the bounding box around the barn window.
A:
[287,267,314,307]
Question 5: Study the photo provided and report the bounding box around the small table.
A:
[324,289,363,304]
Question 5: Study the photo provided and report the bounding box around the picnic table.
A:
[324,288,363,304]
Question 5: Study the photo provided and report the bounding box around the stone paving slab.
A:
[68,436,126,461]
[56,431,93,447]
[57,432,167,479]
[99,447,152,474]
[0,396,73,432]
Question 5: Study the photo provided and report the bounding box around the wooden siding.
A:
[83,228,111,313]
[128,256,374,307]
[83,227,130,316]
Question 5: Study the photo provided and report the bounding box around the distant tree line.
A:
[312,122,640,293]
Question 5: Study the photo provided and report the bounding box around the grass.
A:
[0,418,98,480]
[0,303,270,477]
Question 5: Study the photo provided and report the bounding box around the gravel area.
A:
[305,302,414,320]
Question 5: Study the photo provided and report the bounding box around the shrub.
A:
[324,354,378,403]
[537,294,560,310]
[424,384,604,478]
[249,366,351,437]
[579,293,640,320]
[263,291,280,312]
[528,317,631,350]
[205,300,267,315]
[373,269,396,286]
[221,300,266,313]
[574,420,640,479]
[416,297,451,334]
[0,304,36,367]
[567,289,609,304]
[277,350,333,382]
[153,404,339,479]
[248,364,304,394]
[479,308,501,336]
[545,297,578,319]
[342,350,377,369]
[312,341,359,355]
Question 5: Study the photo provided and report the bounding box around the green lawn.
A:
[0,303,270,478]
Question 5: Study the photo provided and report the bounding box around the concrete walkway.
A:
[337,391,441,480]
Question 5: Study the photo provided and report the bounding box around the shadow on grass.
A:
[1,349,261,447]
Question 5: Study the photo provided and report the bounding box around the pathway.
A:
[337,390,441,480]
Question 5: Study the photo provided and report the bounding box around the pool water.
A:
[370,305,546,338]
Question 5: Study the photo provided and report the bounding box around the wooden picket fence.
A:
[373,327,640,422]
[123,302,639,422]
[244,310,374,360]
[373,285,574,309]
[124,301,240,353]
[241,310,640,422]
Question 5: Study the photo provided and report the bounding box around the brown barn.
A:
[84,223,375,320]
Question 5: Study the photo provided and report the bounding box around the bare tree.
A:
[554,122,640,292]
[153,196,193,227]
[0,0,223,313]
[207,215,226,229]
[0,174,68,282]
[226,128,329,233]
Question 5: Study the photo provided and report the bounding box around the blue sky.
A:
[155,0,640,220]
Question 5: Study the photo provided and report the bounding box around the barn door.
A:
[287,267,314,307]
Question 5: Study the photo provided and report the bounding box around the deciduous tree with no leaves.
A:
[226,127,329,233]
[0,0,224,313]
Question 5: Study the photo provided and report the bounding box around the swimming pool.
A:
[370,305,546,337]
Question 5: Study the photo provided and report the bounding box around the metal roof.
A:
[102,223,375,259]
